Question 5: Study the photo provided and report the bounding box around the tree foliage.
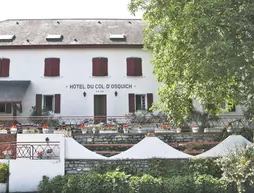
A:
[128,0,254,125]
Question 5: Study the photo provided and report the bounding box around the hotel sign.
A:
[68,84,133,89]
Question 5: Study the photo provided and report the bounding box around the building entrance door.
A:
[94,95,107,123]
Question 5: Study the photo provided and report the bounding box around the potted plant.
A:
[42,123,49,134]
[100,125,118,134]
[37,151,44,159]
[0,127,8,134]
[192,123,200,133]
[0,163,8,193]
[176,126,182,133]
[10,124,17,134]
[123,124,129,134]
[79,124,88,134]
[54,126,71,134]
[225,123,233,133]
[2,145,12,159]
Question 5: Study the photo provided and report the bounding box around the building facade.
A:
[0,19,160,117]
[0,19,243,118]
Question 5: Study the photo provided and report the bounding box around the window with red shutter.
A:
[126,57,135,76]
[92,57,108,76]
[0,58,10,77]
[128,93,135,113]
[44,58,60,77]
[54,94,61,113]
[134,58,142,76]
[36,94,42,115]
[127,57,142,76]
[147,93,153,111]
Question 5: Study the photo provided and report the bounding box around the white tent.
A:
[109,136,192,160]
[65,138,106,159]
[196,135,252,158]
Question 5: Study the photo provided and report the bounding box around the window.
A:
[0,103,12,113]
[44,58,60,77]
[36,94,61,114]
[43,95,54,111]
[135,95,146,111]
[0,58,10,77]
[92,57,108,76]
[128,93,153,113]
[126,57,142,76]
[46,34,63,42]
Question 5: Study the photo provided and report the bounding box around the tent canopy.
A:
[109,136,193,160]
[196,135,252,158]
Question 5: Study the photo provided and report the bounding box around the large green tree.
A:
[129,0,254,125]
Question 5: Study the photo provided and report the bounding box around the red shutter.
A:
[128,93,135,113]
[127,57,135,76]
[6,103,12,114]
[36,94,42,114]
[0,58,10,77]
[92,58,100,76]
[45,58,60,77]
[147,93,153,111]
[101,58,108,76]
[134,58,142,76]
[51,58,60,76]
[54,94,61,113]
[44,58,52,76]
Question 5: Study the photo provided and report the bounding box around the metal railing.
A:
[0,141,60,160]
[0,115,253,131]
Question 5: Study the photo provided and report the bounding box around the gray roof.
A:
[0,19,146,47]
[196,135,252,158]
[109,137,193,160]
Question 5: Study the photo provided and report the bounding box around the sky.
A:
[0,0,142,21]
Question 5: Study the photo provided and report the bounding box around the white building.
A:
[0,19,243,118]
[0,19,161,118]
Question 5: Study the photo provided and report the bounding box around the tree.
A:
[128,0,254,125]
[216,144,254,193]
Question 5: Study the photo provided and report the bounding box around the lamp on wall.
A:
[83,92,86,97]
[114,91,118,97]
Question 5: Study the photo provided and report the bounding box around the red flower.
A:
[42,123,48,128]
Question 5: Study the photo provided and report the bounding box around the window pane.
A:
[44,96,53,111]
[0,103,5,113]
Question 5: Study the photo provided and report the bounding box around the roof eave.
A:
[0,44,144,49]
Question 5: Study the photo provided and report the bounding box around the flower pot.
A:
[3,150,12,159]
[0,130,7,134]
[23,129,35,134]
[204,128,210,133]
[176,128,182,133]
[192,126,199,133]
[137,128,143,133]
[10,127,17,134]
[123,129,129,134]
[43,128,49,134]
[54,130,67,134]
[100,130,118,134]
[81,129,87,134]
[0,183,7,193]
[227,127,232,133]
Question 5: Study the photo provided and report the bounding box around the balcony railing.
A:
[0,141,60,160]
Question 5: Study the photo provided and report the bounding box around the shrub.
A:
[130,174,163,193]
[0,163,9,183]
[102,169,130,193]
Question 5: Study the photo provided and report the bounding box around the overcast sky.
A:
[0,0,142,21]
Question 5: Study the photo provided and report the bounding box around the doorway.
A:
[94,95,107,123]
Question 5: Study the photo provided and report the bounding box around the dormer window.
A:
[109,34,126,41]
[0,35,15,42]
[46,34,63,42]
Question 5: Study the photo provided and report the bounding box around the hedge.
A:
[0,163,9,183]
[38,170,228,193]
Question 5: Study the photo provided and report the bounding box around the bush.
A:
[0,163,9,183]
[130,174,163,193]
[38,170,228,193]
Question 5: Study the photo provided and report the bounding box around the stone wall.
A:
[65,159,148,174]
[73,133,223,145]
